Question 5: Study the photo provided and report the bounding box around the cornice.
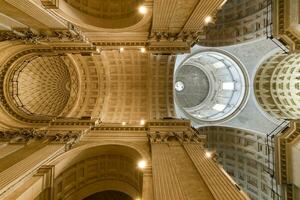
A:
[147,130,205,144]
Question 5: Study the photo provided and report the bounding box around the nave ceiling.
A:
[0,42,175,128]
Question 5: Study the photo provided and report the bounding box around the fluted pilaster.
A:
[183,143,248,200]
[0,144,64,199]
[142,165,154,200]
[0,143,24,159]
[151,143,187,200]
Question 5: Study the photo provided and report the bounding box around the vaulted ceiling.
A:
[0,42,175,126]
[0,0,226,128]
[66,50,175,123]
[0,0,226,52]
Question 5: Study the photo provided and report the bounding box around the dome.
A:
[175,65,210,108]
[174,51,248,122]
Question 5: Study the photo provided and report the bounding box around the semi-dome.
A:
[65,0,143,20]
[174,50,248,122]
[63,0,144,29]
[8,56,77,117]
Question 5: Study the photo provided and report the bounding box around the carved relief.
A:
[0,129,83,149]
[0,29,83,43]
[0,129,46,143]
[148,130,204,144]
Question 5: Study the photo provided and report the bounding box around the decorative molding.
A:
[52,131,84,150]
[147,130,205,144]
[149,31,199,43]
[92,126,147,132]
[0,129,46,143]
[0,129,83,149]
[0,29,86,44]
[147,120,190,127]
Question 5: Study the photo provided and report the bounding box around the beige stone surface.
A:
[1,0,300,199]
[0,120,250,200]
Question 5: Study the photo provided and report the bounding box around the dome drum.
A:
[174,50,248,123]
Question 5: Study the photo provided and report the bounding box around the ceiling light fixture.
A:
[140,47,146,53]
[205,151,212,158]
[137,160,147,169]
[140,119,145,125]
[138,6,147,14]
[204,16,212,24]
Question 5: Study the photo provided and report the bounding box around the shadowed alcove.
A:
[83,190,133,200]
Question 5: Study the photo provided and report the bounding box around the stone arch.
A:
[49,141,151,170]
[66,180,139,200]
[48,142,150,200]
